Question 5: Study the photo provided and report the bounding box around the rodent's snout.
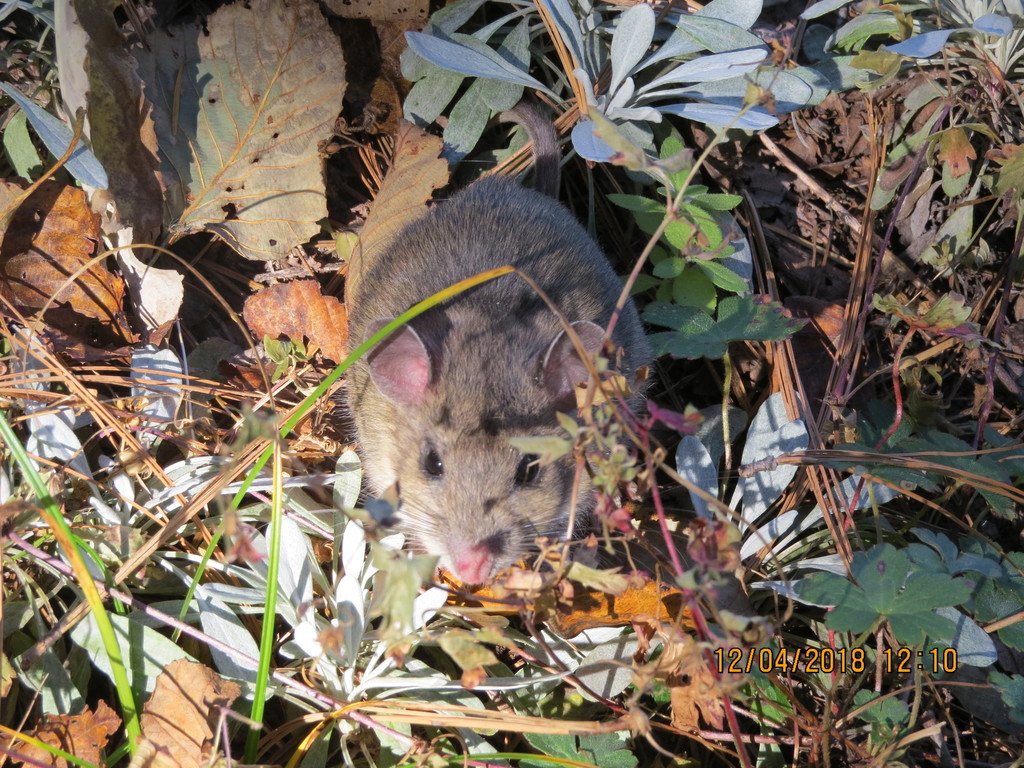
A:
[445,531,510,585]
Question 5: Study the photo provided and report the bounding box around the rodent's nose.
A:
[450,532,507,584]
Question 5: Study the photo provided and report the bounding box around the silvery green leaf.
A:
[71,612,196,697]
[479,77,523,113]
[574,631,643,701]
[15,649,82,715]
[149,456,231,513]
[27,407,90,478]
[676,435,719,518]
[538,0,587,69]
[572,120,617,161]
[608,75,636,110]
[696,0,762,30]
[131,345,182,443]
[0,466,10,505]
[610,3,655,93]
[658,102,779,130]
[814,55,867,90]
[336,574,366,666]
[801,0,856,20]
[194,583,267,604]
[973,13,1012,35]
[277,516,313,622]
[333,450,362,511]
[0,82,108,188]
[753,579,801,601]
[617,118,657,150]
[827,13,903,51]
[196,586,261,687]
[341,519,367,580]
[404,31,551,94]
[430,0,490,34]
[1,0,54,25]
[442,77,491,163]
[413,586,448,629]
[640,48,766,90]
[646,15,765,64]
[481,18,530,111]
[746,474,894,563]
[935,607,998,667]
[721,229,753,285]
[887,29,955,57]
[694,404,748,467]
[605,104,663,122]
[404,71,464,124]
[668,68,826,112]
[729,392,809,527]
[740,508,820,560]
[797,554,848,574]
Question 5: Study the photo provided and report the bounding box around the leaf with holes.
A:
[134,0,345,260]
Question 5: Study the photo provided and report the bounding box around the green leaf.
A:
[798,543,972,644]
[691,192,743,211]
[524,732,637,768]
[682,203,725,249]
[506,434,572,464]
[607,193,665,214]
[853,689,910,732]
[692,257,749,292]
[990,672,1024,723]
[672,268,717,310]
[2,109,43,179]
[646,295,803,359]
[662,218,698,250]
[994,143,1024,199]
[653,256,688,278]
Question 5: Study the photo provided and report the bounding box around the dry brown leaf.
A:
[938,126,977,180]
[445,571,694,639]
[139,659,242,768]
[58,0,163,238]
[784,296,846,413]
[136,0,346,261]
[344,121,448,304]
[8,699,120,768]
[323,0,428,21]
[0,182,129,341]
[243,280,349,363]
[361,76,403,135]
[550,578,694,637]
[669,661,724,731]
[126,739,183,768]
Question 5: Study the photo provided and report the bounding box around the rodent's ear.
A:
[366,319,432,404]
[541,321,605,407]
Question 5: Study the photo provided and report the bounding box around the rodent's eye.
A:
[514,454,540,486]
[422,447,444,478]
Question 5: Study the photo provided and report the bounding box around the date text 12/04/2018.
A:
[713,646,958,675]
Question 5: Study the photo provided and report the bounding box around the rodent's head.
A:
[352,318,609,584]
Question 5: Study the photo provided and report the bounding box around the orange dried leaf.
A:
[10,700,120,768]
[938,127,976,179]
[551,578,693,637]
[243,280,349,363]
[0,182,127,336]
[345,121,449,304]
[139,659,242,768]
[669,662,724,731]
[447,571,694,638]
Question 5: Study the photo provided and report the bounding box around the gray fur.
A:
[347,170,651,583]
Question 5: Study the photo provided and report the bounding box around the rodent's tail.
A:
[499,102,560,198]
